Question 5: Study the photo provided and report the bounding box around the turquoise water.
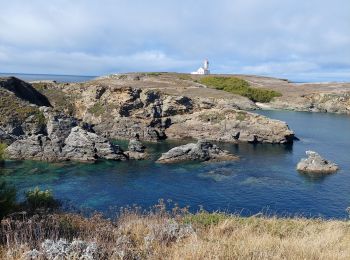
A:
[1,111,349,218]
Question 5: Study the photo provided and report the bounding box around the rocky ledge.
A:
[157,140,238,163]
[6,107,127,162]
[296,151,339,174]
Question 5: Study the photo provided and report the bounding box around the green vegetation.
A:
[88,102,105,116]
[0,181,17,219]
[177,74,192,80]
[198,112,226,123]
[25,187,59,211]
[0,91,39,124]
[32,84,76,115]
[200,76,282,103]
[183,211,228,227]
[146,72,162,76]
[236,111,247,121]
[0,143,7,161]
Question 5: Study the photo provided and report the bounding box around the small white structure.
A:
[191,59,210,75]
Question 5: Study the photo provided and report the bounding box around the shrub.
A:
[0,143,7,161]
[0,181,17,219]
[145,72,162,77]
[88,102,105,116]
[200,76,282,103]
[183,211,228,227]
[25,187,59,211]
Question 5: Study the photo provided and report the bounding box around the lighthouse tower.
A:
[204,59,209,71]
[191,59,210,75]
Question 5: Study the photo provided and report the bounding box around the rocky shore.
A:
[0,74,297,162]
[238,75,350,114]
[157,140,238,163]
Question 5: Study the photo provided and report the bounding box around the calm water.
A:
[0,73,96,83]
[1,111,349,219]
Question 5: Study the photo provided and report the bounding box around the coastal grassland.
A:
[32,83,76,115]
[0,91,39,124]
[200,76,282,103]
[1,206,350,259]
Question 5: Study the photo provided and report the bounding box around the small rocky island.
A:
[297,151,339,174]
[157,140,238,163]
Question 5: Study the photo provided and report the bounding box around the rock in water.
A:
[157,140,238,163]
[128,137,145,152]
[6,108,128,162]
[297,151,339,174]
[126,136,148,160]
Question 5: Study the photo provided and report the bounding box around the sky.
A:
[0,0,349,82]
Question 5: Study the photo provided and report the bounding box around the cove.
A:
[1,110,349,219]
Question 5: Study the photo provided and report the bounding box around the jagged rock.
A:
[6,109,128,162]
[126,136,148,160]
[297,151,339,174]
[166,109,295,144]
[157,140,238,163]
[128,137,145,152]
[0,77,51,107]
[62,127,127,161]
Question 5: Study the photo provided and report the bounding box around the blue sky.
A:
[0,0,349,81]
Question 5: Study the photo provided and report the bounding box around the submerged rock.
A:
[297,151,339,174]
[157,140,238,163]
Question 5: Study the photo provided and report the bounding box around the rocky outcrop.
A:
[157,140,238,163]
[166,109,295,144]
[296,151,339,174]
[125,136,148,160]
[46,82,294,144]
[261,91,350,114]
[0,77,51,107]
[6,108,127,162]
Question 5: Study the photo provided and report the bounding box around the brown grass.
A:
[1,207,350,259]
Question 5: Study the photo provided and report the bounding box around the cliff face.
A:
[33,78,294,144]
[0,76,296,162]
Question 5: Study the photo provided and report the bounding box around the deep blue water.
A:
[0,73,96,83]
[0,111,349,219]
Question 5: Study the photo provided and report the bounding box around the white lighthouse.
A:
[191,59,210,75]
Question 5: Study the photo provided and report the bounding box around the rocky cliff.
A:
[32,77,294,144]
[0,75,297,162]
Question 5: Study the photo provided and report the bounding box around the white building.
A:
[191,59,210,75]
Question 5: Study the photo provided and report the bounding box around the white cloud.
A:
[0,0,349,81]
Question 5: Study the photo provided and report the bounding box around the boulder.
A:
[128,137,145,153]
[157,140,238,163]
[6,108,128,162]
[126,136,148,160]
[297,151,339,174]
[62,127,127,161]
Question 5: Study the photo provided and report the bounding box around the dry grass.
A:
[1,207,350,260]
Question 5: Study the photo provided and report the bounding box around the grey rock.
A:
[6,109,128,162]
[128,137,145,152]
[157,140,238,163]
[62,126,127,161]
[297,151,339,174]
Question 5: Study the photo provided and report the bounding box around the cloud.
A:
[0,0,349,81]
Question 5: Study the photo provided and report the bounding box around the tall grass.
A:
[200,76,282,103]
[1,204,350,259]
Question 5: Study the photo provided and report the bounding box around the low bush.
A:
[0,143,7,161]
[0,181,17,219]
[24,187,59,212]
[200,76,282,103]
